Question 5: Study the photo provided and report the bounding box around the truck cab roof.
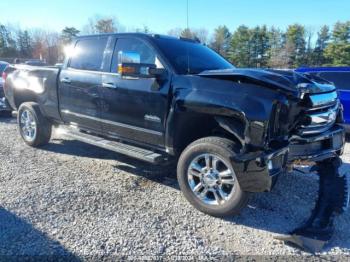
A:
[75,32,199,43]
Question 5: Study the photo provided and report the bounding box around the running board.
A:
[63,129,166,164]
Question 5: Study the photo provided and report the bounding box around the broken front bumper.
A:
[288,125,345,163]
[232,125,345,193]
[232,146,289,193]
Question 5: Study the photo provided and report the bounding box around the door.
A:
[100,37,171,147]
[59,36,109,133]
[317,71,350,124]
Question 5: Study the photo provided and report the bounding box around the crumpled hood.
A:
[198,68,336,95]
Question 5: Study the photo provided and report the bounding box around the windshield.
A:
[154,37,234,74]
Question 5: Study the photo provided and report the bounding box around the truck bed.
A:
[5,65,62,121]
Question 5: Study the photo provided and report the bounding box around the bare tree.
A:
[193,28,209,44]
[30,29,62,64]
[95,19,117,33]
[167,28,183,38]
[82,16,119,34]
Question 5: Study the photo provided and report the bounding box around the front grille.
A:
[298,91,339,136]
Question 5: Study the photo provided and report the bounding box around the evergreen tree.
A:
[210,26,231,57]
[324,21,350,66]
[229,25,252,67]
[313,26,330,65]
[285,24,306,67]
[0,24,17,57]
[95,19,117,33]
[17,30,32,58]
[180,28,197,39]
[249,25,270,67]
[267,27,286,68]
[61,27,80,44]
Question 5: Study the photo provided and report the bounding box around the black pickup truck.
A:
[4,33,345,217]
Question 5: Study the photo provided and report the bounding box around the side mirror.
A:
[117,51,166,78]
[118,51,141,64]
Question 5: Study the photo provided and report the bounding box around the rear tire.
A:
[18,103,52,147]
[177,137,249,217]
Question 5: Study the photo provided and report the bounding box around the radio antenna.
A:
[186,0,190,74]
[186,0,189,31]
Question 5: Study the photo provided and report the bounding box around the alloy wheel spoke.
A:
[213,190,222,204]
[221,178,235,185]
[217,187,227,200]
[190,170,201,178]
[21,114,26,124]
[193,183,203,193]
[200,188,208,199]
[219,169,232,178]
[205,154,212,169]
[212,156,219,170]
[191,162,203,174]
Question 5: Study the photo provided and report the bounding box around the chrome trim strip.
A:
[310,91,338,107]
[61,110,163,136]
[302,106,338,128]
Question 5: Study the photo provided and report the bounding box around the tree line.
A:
[0,16,349,68]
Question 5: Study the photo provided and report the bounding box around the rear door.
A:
[99,36,171,147]
[317,71,350,124]
[59,36,109,133]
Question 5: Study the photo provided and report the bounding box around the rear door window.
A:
[69,37,108,71]
[317,72,350,90]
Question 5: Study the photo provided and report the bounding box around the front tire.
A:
[18,103,52,147]
[177,137,249,217]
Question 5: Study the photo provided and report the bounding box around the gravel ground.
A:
[0,115,349,260]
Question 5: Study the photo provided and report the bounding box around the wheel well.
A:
[14,90,38,109]
[172,113,244,156]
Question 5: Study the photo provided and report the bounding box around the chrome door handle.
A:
[61,77,71,84]
[102,82,117,89]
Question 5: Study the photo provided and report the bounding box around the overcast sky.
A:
[0,0,349,33]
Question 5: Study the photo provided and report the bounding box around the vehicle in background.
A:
[296,67,350,131]
[0,61,9,97]
[4,33,345,217]
[0,61,12,116]
[24,59,48,66]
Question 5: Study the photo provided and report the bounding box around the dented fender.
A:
[165,74,289,153]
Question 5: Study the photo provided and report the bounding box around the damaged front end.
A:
[199,69,349,252]
[267,72,348,252]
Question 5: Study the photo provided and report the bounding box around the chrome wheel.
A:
[20,109,37,142]
[187,153,236,206]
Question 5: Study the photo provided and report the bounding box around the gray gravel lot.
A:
[0,116,349,259]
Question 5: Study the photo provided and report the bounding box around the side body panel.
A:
[59,69,102,133]
[98,36,172,148]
